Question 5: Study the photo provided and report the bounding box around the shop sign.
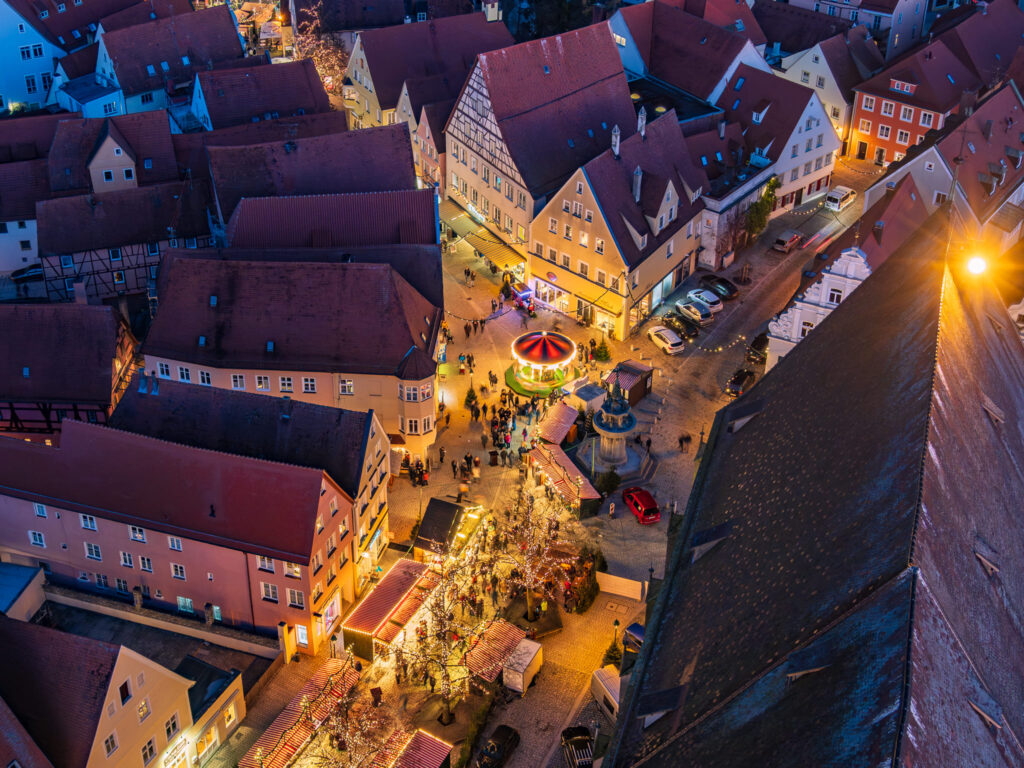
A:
[163,737,187,766]
[546,272,558,282]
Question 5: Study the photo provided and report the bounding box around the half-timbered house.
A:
[37,180,212,302]
[0,303,135,441]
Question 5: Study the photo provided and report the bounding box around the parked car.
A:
[746,332,769,364]
[772,229,803,253]
[476,725,520,768]
[675,299,713,326]
[725,368,756,397]
[561,726,594,768]
[686,288,723,312]
[824,185,857,212]
[699,274,739,300]
[10,264,43,283]
[647,325,685,355]
[622,486,661,524]
[662,312,699,339]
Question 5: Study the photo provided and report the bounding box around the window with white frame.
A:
[405,418,420,434]
[120,551,133,567]
[287,589,304,609]
[104,733,117,757]
[262,582,279,602]
[924,161,935,172]
[116,578,129,593]
[258,556,274,572]
[339,379,353,395]
[920,112,933,127]
[140,556,152,572]
[877,125,891,139]
[231,374,245,390]
[157,362,170,378]
[595,238,604,255]
[561,253,570,268]
[827,287,843,304]
[252,375,267,391]
[420,382,433,400]
[896,129,910,144]
[34,503,47,517]
[862,95,875,111]
[85,542,102,560]
[130,525,146,542]
[280,376,293,392]
[579,261,589,278]
[29,530,45,547]
[168,537,182,551]
[881,101,895,117]
[176,366,190,383]
[580,231,588,248]
[171,563,186,580]
[142,738,156,765]
[165,714,179,739]
[80,514,97,531]
[859,119,871,132]
[302,377,317,393]
[199,370,211,385]
[548,217,557,233]
[800,321,815,338]
[284,562,301,578]
[596,269,607,285]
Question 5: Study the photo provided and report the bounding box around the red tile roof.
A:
[194,59,329,130]
[419,98,455,153]
[618,1,750,101]
[225,189,438,249]
[55,41,98,80]
[342,559,428,634]
[48,112,178,195]
[0,694,52,768]
[817,27,885,101]
[937,0,1024,87]
[0,112,76,164]
[0,304,124,404]
[171,111,349,179]
[667,0,766,46]
[207,124,415,223]
[403,72,468,121]
[582,111,706,268]
[0,159,50,220]
[0,418,326,560]
[5,0,138,48]
[144,250,442,376]
[36,180,211,255]
[358,13,512,110]
[0,615,118,768]
[471,23,637,197]
[98,0,193,32]
[854,39,981,113]
[751,0,852,55]
[101,4,244,96]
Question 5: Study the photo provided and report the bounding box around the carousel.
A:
[507,331,578,396]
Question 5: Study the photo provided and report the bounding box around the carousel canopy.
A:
[512,331,576,366]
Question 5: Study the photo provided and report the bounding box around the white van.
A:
[824,185,857,212]
[591,666,625,720]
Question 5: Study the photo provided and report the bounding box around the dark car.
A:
[699,274,739,300]
[725,368,756,398]
[746,332,769,364]
[662,311,699,339]
[476,725,520,768]
[10,264,43,283]
[622,486,661,524]
[561,726,594,768]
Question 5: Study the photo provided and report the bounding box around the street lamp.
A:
[967,256,987,274]
[613,618,621,643]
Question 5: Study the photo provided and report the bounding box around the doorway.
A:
[856,142,867,160]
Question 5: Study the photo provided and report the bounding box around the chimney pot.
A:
[633,165,643,204]
[611,124,621,158]
[718,119,726,140]
[638,106,647,139]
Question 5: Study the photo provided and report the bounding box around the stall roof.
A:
[370,729,453,768]
[603,359,652,392]
[464,619,527,682]
[530,445,601,501]
[414,498,466,553]
[537,401,580,444]
[342,560,428,635]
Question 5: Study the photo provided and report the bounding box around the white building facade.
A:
[771,93,843,212]
[0,2,63,111]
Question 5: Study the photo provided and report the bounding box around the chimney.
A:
[718,119,726,140]
[633,165,643,204]
[638,106,647,139]
[611,124,621,158]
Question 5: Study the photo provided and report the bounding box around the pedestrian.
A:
[482,403,488,418]
[473,319,479,333]
[429,675,436,693]
[491,298,497,313]
[521,313,529,329]
[445,412,451,427]
[481,433,488,449]
[464,322,472,339]
[646,437,652,454]
[451,460,458,479]
[521,427,528,442]
[540,598,548,617]
[608,501,615,519]
[499,297,504,311]
[500,448,507,466]
[439,446,446,465]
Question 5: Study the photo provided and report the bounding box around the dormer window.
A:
[640,234,648,249]
[146,65,155,76]
[114,147,122,156]
[160,61,169,72]
[266,341,275,353]
[734,77,745,91]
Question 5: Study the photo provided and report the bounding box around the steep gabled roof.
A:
[667,0,766,46]
[98,0,193,32]
[609,214,1024,766]
[101,4,243,96]
[0,112,76,164]
[0,159,50,220]
[290,0,405,34]
[144,251,441,377]
[224,189,437,249]
[56,42,98,80]
[207,124,414,223]
[111,377,372,497]
[582,111,706,268]
[0,616,118,768]
[751,0,852,55]
[358,13,512,110]
[0,694,53,768]
[472,23,636,198]
[194,59,330,130]
[0,304,124,404]
[4,0,138,48]
[817,27,885,101]
[402,73,466,121]
[419,98,456,153]
[855,39,981,113]
[937,0,1024,88]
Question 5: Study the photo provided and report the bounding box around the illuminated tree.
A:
[294,0,349,94]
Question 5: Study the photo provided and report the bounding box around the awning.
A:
[537,401,579,444]
[370,730,453,768]
[342,560,428,635]
[463,619,527,682]
[529,445,601,502]
[440,198,525,273]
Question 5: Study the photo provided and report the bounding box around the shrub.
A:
[593,338,611,361]
[601,639,623,668]
[594,469,621,496]
[464,385,478,409]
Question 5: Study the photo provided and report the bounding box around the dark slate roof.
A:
[0,159,50,220]
[207,124,413,224]
[0,615,118,768]
[174,656,234,722]
[751,0,852,55]
[195,59,330,130]
[608,214,1024,766]
[0,304,123,404]
[98,0,193,33]
[414,497,465,551]
[110,376,373,497]
[144,251,441,377]
[36,180,211,255]
[937,0,1024,88]
[56,42,98,80]
[0,694,53,768]
[0,112,77,164]
[224,189,438,249]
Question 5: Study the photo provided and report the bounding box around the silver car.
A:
[687,288,723,312]
[648,325,685,354]
[675,299,714,326]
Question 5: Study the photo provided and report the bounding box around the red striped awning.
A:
[463,619,527,682]
[370,729,453,768]
[343,560,428,635]
[529,445,600,501]
[537,401,579,444]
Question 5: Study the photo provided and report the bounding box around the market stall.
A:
[370,729,453,768]
[529,443,600,508]
[463,619,527,683]
[536,401,580,445]
[412,499,483,561]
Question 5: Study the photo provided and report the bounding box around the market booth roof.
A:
[512,331,576,366]
[463,619,527,682]
[414,498,467,554]
[537,401,580,444]
[343,559,428,635]
[370,729,453,768]
[530,444,601,502]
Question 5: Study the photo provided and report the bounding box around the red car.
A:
[622,487,661,525]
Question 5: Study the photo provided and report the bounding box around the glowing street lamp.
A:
[967,256,987,275]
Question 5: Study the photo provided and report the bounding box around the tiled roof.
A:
[0,615,118,768]
[583,111,706,269]
[751,0,852,55]
[111,376,372,497]
[207,124,414,223]
[855,39,981,112]
[0,159,50,220]
[0,418,326,561]
[98,0,193,32]
[342,559,429,633]
[144,250,441,376]
[290,0,405,33]
[0,694,53,768]
[937,0,1024,87]
[473,23,637,198]
[55,41,98,80]
[0,112,75,164]
[0,304,123,404]
[683,121,758,197]
[194,59,329,129]
[224,189,438,249]
[716,64,815,162]
[102,4,244,96]
[420,98,455,153]
[403,73,466,121]
[36,180,211,255]
[5,0,138,48]
[817,27,884,101]
[618,1,750,101]
[667,0,766,46]
[47,111,177,195]
[609,214,1024,766]
[358,13,512,110]
[171,111,349,179]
